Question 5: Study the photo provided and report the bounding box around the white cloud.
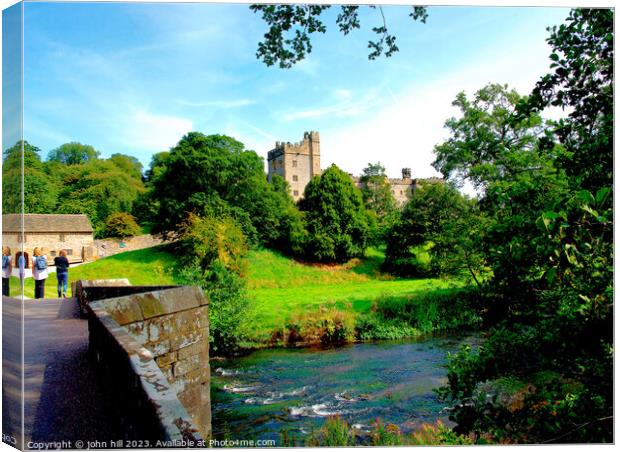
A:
[177,98,255,109]
[320,36,568,183]
[121,109,193,152]
[282,88,383,121]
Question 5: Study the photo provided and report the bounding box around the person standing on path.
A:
[2,247,12,296]
[32,247,49,299]
[54,249,70,298]
[17,253,26,287]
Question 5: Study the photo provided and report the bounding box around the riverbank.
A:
[10,245,482,349]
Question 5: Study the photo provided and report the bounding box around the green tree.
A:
[176,213,251,354]
[359,162,398,244]
[297,164,369,262]
[104,212,141,238]
[384,181,484,284]
[250,4,427,68]
[2,140,58,213]
[433,83,568,302]
[525,8,613,192]
[47,141,100,165]
[109,153,144,180]
[132,151,171,225]
[57,159,145,236]
[436,10,613,442]
[149,132,300,250]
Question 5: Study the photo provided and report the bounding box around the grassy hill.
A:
[246,248,461,341]
[11,245,465,342]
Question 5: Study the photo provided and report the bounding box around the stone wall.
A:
[2,231,93,264]
[268,131,321,201]
[93,234,165,259]
[80,283,211,439]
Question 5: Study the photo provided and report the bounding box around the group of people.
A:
[2,246,71,299]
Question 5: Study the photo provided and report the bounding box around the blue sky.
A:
[14,2,571,179]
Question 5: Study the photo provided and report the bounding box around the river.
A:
[211,335,479,442]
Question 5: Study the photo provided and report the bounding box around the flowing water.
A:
[211,335,479,442]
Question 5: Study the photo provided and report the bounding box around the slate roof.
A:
[2,214,94,233]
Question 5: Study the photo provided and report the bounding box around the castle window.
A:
[59,233,66,242]
[292,175,298,182]
[292,160,298,167]
[293,190,299,197]
[66,249,73,256]
[400,190,403,195]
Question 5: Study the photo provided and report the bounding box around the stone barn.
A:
[2,214,96,265]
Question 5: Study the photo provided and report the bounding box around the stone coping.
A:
[87,301,203,442]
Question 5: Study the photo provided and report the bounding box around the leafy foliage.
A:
[525,8,613,191]
[56,159,145,237]
[384,181,484,284]
[283,305,356,346]
[176,213,251,355]
[434,9,613,443]
[104,212,141,238]
[47,141,100,165]
[300,417,474,446]
[359,162,399,245]
[296,164,369,262]
[250,4,427,68]
[148,132,299,251]
[2,140,145,236]
[2,141,58,213]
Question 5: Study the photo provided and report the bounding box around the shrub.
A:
[409,421,475,445]
[177,212,251,355]
[307,416,356,447]
[178,212,248,275]
[373,289,482,335]
[284,305,356,346]
[178,261,250,355]
[355,313,418,341]
[104,212,141,238]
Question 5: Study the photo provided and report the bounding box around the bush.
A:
[355,313,418,341]
[303,417,474,446]
[307,416,356,447]
[373,289,482,335]
[284,305,356,346]
[177,212,251,355]
[178,212,248,275]
[178,261,250,355]
[104,212,141,238]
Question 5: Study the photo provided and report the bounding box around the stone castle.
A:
[267,131,322,201]
[267,131,441,204]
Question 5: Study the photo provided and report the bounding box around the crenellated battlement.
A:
[267,131,441,204]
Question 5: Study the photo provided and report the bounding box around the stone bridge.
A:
[2,281,211,449]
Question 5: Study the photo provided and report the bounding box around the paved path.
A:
[2,297,123,448]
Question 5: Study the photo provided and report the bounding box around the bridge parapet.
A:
[79,281,211,441]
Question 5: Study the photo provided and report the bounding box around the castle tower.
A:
[267,131,321,202]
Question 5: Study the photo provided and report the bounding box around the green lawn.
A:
[10,245,462,342]
[9,245,179,298]
[245,247,463,341]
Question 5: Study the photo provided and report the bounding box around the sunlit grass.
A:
[9,245,462,343]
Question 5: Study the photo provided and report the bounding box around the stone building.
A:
[267,131,442,205]
[267,131,321,202]
[2,214,95,265]
[353,168,444,206]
